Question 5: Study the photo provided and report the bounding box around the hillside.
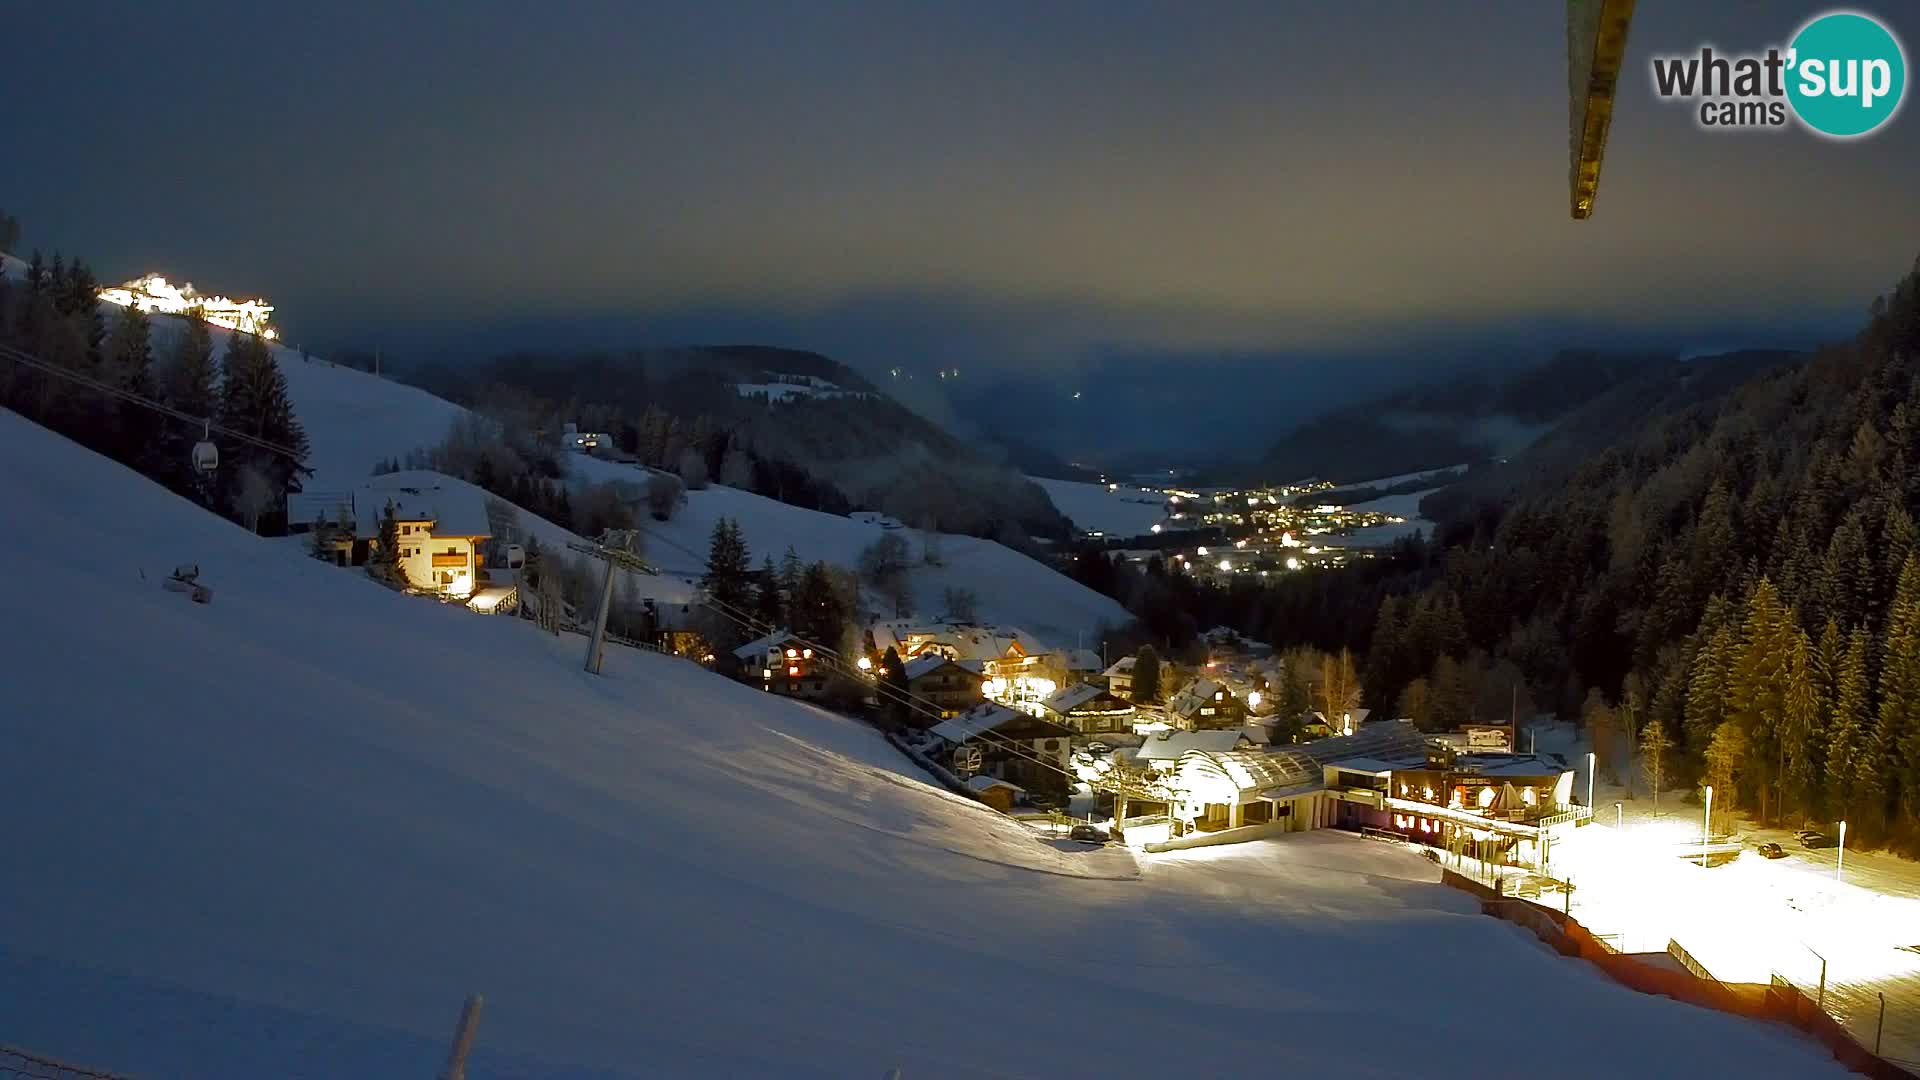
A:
[171,320,1127,646]
[0,407,1852,1078]
[1421,349,1802,527]
[1246,349,1672,485]
[409,347,1068,540]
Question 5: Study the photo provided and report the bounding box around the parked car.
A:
[1794,829,1830,848]
[1086,741,1111,756]
[1755,842,1786,859]
[1068,824,1109,844]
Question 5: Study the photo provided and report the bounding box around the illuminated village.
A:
[97,273,279,340]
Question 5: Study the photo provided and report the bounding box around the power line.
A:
[0,341,306,462]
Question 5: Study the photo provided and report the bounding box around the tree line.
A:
[0,249,310,532]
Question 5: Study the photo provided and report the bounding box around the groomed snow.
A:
[0,409,1853,1078]
[1027,476,1169,538]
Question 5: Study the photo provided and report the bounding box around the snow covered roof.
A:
[929,704,1023,744]
[1040,683,1130,715]
[1175,748,1316,799]
[965,774,1022,794]
[904,653,980,681]
[333,479,492,541]
[1103,656,1136,677]
[732,630,803,661]
[1462,754,1571,778]
[368,474,492,537]
[1258,780,1327,802]
[1062,649,1103,672]
[1167,679,1228,716]
[1137,729,1253,762]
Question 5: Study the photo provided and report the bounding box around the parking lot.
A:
[1549,803,1920,1069]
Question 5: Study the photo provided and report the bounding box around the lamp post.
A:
[1587,751,1596,809]
[1701,785,1713,868]
[1615,801,1623,830]
[1837,820,1847,883]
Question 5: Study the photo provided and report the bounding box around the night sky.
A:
[10,2,1920,456]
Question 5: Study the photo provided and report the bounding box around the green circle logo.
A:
[1787,11,1907,138]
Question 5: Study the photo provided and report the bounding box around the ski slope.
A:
[0,408,1854,1078]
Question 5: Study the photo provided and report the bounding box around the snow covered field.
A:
[1327,487,1440,548]
[0,409,1857,1078]
[1026,475,1168,537]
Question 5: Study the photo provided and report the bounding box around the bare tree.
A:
[919,517,944,566]
[232,463,277,534]
[942,586,978,622]
[647,471,685,521]
[677,447,710,490]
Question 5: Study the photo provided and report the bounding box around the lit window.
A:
[1478,786,1496,809]
[787,665,800,676]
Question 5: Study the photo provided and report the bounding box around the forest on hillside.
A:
[409,349,1068,543]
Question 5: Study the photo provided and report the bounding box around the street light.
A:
[1587,751,1596,809]
[1701,785,1713,868]
[1837,820,1847,883]
[1615,801,1623,830]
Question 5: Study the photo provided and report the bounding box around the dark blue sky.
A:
[9,2,1920,457]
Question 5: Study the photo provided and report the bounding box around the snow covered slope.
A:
[576,453,1129,645]
[1027,475,1169,538]
[166,319,1129,645]
[0,408,1851,1078]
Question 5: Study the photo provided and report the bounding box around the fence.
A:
[1443,871,1918,1079]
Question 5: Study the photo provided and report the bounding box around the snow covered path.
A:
[0,411,1851,1077]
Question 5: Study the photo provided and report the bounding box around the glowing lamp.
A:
[857,656,873,671]
[787,665,800,676]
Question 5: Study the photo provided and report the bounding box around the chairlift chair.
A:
[192,420,218,473]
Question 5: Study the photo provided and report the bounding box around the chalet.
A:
[292,482,491,600]
[1038,683,1135,736]
[734,630,830,701]
[930,704,1074,796]
[903,654,985,720]
[1146,721,1586,864]
[1166,679,1246,730]
[1101,655,1170,702]
[1061,649,1105,683]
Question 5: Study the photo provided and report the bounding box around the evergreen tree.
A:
[368,503,410,588]
[701,518,753,615]
[754,555,784,630]
[792,561,848,651]
[1827,624,1871,825]
[1131,645,1162,704]
[881,646,911,726]
[777,546,803,623]
[1880,555,1920,826]
[216,330,309,521]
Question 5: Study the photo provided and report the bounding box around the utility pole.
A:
[568,530,657,674]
